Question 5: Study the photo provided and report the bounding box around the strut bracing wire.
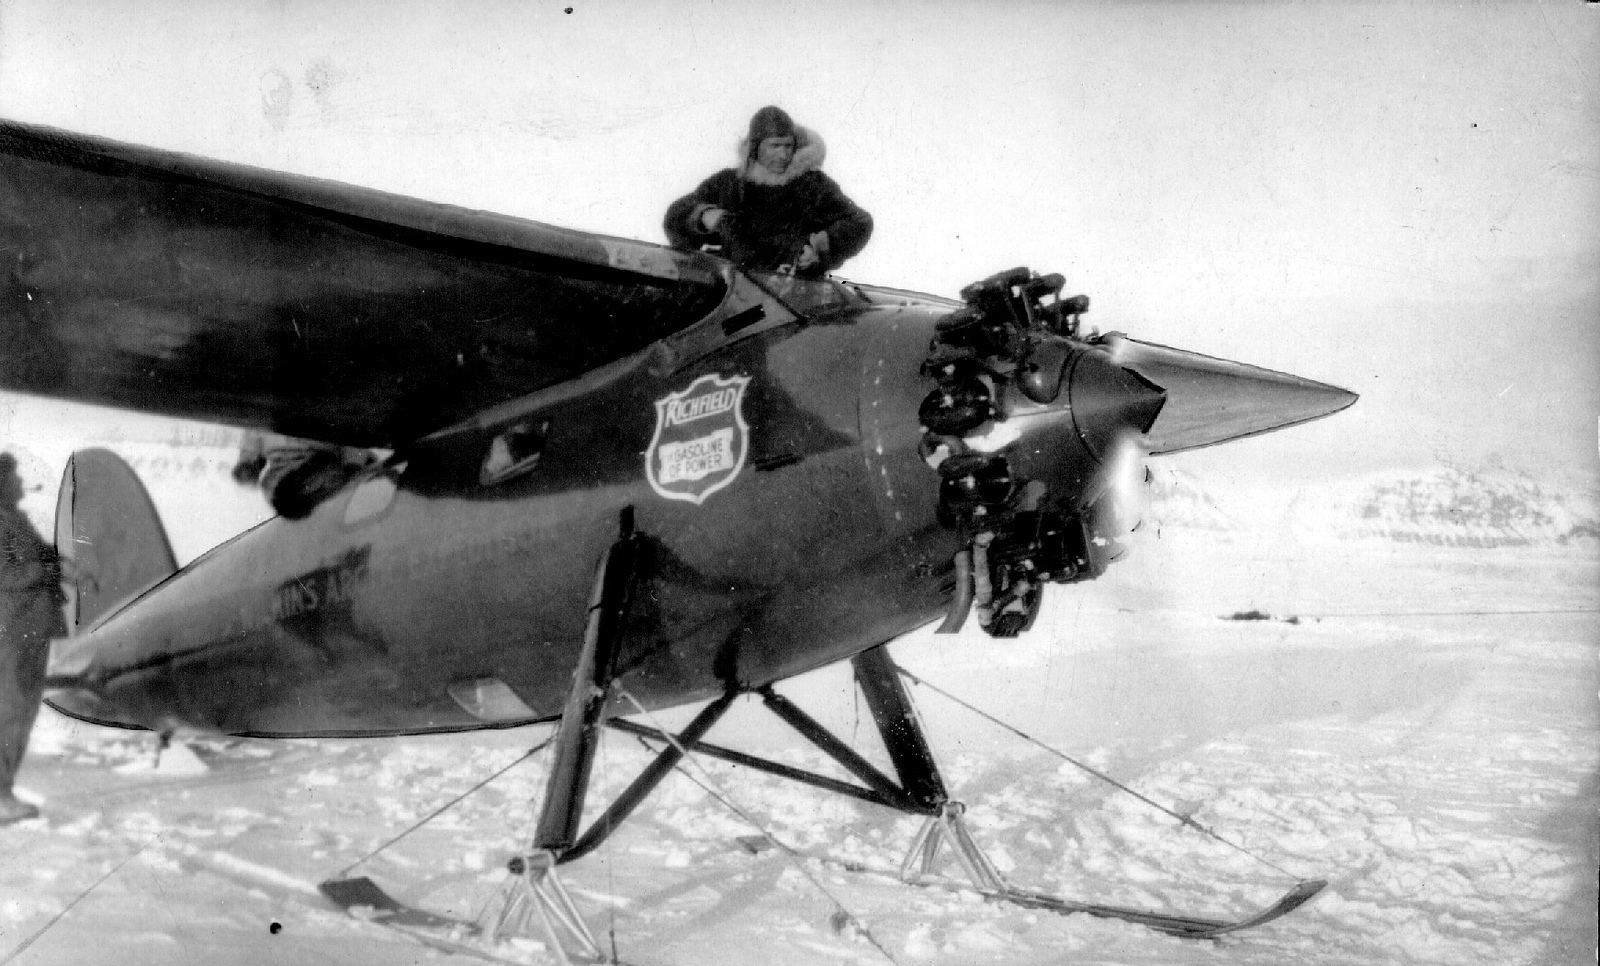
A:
[617,690,905,966]
[599,718,622,964]
[0,835,157,965]
[333,734,554,880]
[895,665,1304,880]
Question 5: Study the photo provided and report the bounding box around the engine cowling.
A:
[918,268,1164,637]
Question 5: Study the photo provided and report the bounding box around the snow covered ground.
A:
[1,455,1596,966]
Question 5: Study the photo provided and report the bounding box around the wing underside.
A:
[0,118,726,448]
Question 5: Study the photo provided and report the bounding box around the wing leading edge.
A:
[0,118,727,448]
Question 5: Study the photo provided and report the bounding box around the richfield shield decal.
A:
[646,373,751,505]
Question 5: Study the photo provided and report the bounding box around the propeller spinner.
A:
[1100,335,1358,455]
[915,268,1356,638]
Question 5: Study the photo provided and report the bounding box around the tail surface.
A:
[54,448,178,634]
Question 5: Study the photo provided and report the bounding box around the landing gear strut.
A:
[325,510,1322,955]
[483,507,642,963]
[608,644,1327,940]
[849,644,1002,891]
[606,643,1004,896]
[479,508,1001,960]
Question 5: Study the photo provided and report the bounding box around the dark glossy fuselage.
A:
[50,273,1120,737]
[10,118,1353,739]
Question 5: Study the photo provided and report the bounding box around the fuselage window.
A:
[342,470,400,526]
[480,420,549,487]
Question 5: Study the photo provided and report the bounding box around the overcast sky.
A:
[2,0,1596,486]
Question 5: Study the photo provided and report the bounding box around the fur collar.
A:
[737,125,825,186]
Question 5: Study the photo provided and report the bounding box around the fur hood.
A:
[737,125,826,187]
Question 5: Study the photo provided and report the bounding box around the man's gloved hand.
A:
[231,457,265,486]
[701,207,729,232]
[795,243,820,272]
[797,231,829,272]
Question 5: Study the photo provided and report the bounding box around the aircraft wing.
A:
[0,118,727,448]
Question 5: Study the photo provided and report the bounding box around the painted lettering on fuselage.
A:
[269,545,389,657]
[272,545,372,623]
[220,519,552,645]
[647,373,751,505]
[664,387,738,426]
[657,429,735,484]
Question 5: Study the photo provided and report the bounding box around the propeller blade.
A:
[1101,336,1357,455]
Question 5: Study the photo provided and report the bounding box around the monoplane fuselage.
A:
[45,273,1147,735]
[0,118,1355,741]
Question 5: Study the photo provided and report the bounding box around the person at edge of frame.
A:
[0,452,66,826]
[664,105,873,278]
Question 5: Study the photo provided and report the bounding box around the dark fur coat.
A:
[664,127,872,277]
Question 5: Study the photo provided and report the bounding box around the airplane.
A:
[1,116,1354,961]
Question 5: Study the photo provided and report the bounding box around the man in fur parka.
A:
[665,106,872,278]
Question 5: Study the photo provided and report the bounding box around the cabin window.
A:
[480,420,549,486]
[342,469,400,526]
[448,677,538,722]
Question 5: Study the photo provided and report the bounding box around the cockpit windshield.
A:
[739,268,869,320]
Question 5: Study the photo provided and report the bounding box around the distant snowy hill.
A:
[1325,466,1599,548]
[1147,463,1600,549]
[1142,466,1240,532]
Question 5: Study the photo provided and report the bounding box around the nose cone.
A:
[1100,335,1358,454]
[1067,347,1168,461]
